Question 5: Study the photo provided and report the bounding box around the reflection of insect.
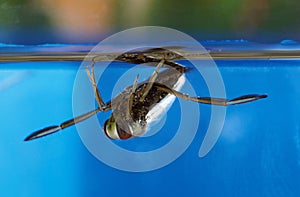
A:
[24,47,267,141]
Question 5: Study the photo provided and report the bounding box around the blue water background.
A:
[1,44,300,196]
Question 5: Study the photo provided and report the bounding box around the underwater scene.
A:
[1,41,300,197]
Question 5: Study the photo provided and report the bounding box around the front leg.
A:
[139,59,165,102]
[128,74,139,118]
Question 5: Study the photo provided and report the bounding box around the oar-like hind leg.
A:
[25,60,112,141]
[155,83,267,106]
[24,108,102,141]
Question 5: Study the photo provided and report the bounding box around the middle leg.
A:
[86,61,110,110]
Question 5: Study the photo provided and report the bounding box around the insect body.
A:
[24,47,267,141]
[104,60,186,139]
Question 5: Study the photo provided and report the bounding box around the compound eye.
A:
[103,118,133,140]
[116,124,132,140]
[103,119,120,139]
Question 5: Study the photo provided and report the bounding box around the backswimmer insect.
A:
[24,47,267,141]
